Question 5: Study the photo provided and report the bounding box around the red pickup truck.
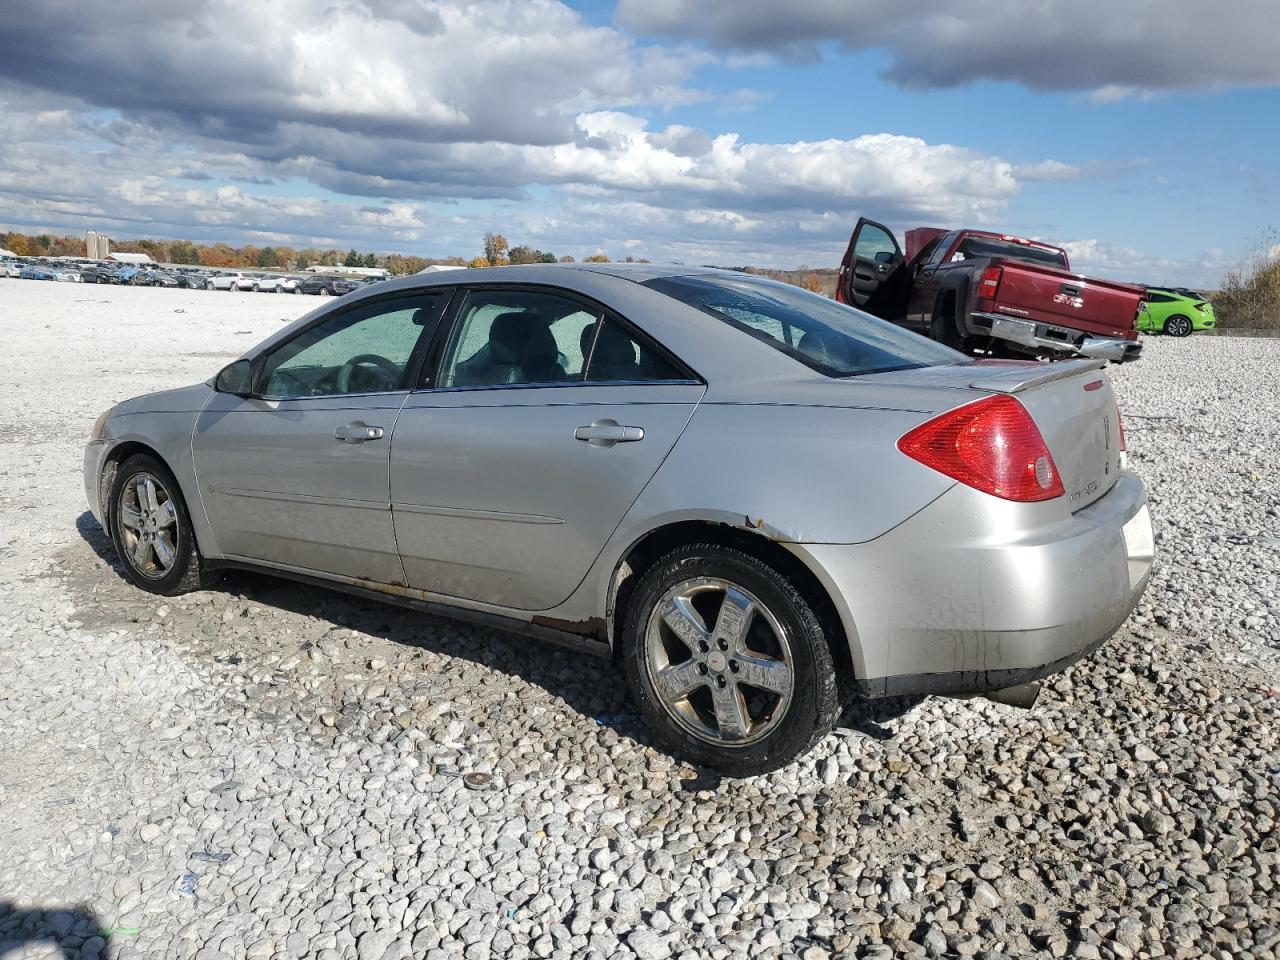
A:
[836,218,1145,363]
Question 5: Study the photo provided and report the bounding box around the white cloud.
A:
[617,0,1280,97]
[1060,239,1230,288]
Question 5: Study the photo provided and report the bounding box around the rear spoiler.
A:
[968,358,1106,395]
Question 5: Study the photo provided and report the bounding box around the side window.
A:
[928,232,959,266]
[584,316,687,383]
[438,289,600,388]
[854,223,898,264]
[257,293,446,398]
[1147,293,1172,303]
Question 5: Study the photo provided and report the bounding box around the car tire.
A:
[929,304,966,352]
[107,454,216,596]
[320,287,331,296]
[620,543,840,777]
[292,286,301,294]
[1164,314,1193,337]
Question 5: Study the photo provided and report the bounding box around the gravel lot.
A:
[1,279,1277,960]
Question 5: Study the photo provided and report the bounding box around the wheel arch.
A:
[606,519,861,696]
[98,440,198,541]
[933,276,970,339]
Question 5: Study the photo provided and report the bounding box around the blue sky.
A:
[0,0,1275,286]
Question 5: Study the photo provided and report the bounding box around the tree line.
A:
[467,233,619,268]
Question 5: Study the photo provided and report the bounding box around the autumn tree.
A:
[169,240,199,264]
[539,252,558,263]
[482,233,509,266]
[467,256,490,269]
[801,273,822,293]
[4,234,29,255]
[508,245,542,265]
[584,252,610,263]
[558,255,575,263]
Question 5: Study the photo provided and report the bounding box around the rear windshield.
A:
[645,273,967,377]
[953,236,1068,269]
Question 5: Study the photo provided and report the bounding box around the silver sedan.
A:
[84,263,1153,775]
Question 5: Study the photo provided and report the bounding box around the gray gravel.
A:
[1,282,1278,960]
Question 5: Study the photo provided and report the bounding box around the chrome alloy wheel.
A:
[644,577,794,745]
[116,472,180,580]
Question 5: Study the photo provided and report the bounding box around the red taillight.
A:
[1195,302,1208,313]
[978,265,1003,300]
[897,395,1065,502]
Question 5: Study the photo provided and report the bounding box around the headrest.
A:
[489,312,555,367]
[797,328,846,368]
[593,321,637,366]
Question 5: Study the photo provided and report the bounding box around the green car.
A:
[1138,288,1216,337]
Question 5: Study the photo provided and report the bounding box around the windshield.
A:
[953,236,1068,269]
[645,273,967,377]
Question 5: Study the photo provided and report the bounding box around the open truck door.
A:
[836,217,906,316]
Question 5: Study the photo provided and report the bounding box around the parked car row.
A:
[0,256,378,297]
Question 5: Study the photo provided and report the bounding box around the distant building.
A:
[0,248,17,259]
[306,265,389,279]
[85,230,112,259]
[417,264,465,274]
[107,252,155,265]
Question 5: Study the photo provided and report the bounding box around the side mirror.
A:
[215,359,254,396]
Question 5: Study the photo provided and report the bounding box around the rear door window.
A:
[646,273,965,376]
[437,288,600,388]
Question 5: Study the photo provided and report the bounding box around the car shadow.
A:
[75,511,922,761]
[0,903,108,958]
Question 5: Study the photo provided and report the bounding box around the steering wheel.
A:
[336,354,400,394]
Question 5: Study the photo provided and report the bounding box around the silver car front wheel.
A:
[108,454,213,596]
[116,472,179,580]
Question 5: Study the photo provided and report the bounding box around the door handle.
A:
[334,421,384,443]
[574,418,644,447]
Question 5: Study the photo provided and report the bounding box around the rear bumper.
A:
[971,311,1142,363]
[789,471,1153,699]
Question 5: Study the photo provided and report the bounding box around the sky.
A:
[0,0,1276,286]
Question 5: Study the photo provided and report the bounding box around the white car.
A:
[205,272,255,292]
[252,275,299,294]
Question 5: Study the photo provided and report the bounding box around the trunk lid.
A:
[1010,365,1122,511]
[859,358,1123,511]
[992,260,1144,340]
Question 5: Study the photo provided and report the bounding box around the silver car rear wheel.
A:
[116,472,180,580]
[644,577,795,746]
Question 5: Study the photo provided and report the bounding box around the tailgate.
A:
[995,262,1143,339]
[973,359,1123,511]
